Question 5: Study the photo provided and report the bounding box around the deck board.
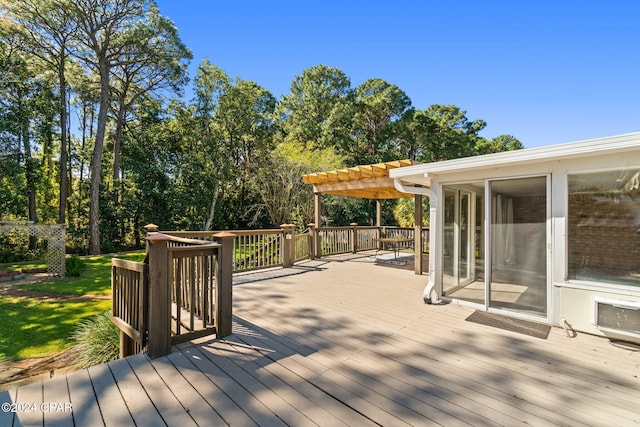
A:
[124,354,197,427]
[149,350,230,426]
[108,357,166,426]
[42,374,73,427]
[5,252,640,426]
[208,337,349,426]
[86,363,135,427]
[13,379,43,426]
[0,388,16,427]
[65,368,104,427]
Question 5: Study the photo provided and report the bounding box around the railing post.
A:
[307,223,316,260]
[350,223,358,254]
[280,224,295,267]
[214,231,236,338]
[378,226,385,250]
[146,232,172,359]
[143,223,159,249]
[120,332,135,359]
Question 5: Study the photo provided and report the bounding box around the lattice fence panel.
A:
[0,222,66,275]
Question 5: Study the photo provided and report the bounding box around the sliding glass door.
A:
[489,176,548,316]
[442,185,484,303]
[441,177,549,318]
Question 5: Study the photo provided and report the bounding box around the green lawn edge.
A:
[20,251,145,296]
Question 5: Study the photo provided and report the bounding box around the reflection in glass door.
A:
[442,188,476,297]
[489,176,548,316]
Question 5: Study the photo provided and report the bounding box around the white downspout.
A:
[393,179,438,304]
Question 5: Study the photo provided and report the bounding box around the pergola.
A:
[302,159,430,275]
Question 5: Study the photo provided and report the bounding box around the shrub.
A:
[65,255,85,277]
[71,311,119,368]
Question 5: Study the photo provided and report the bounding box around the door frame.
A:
[484,174,552,321]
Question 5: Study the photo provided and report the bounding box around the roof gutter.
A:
[393,179,436,199]
[393,178,438,304]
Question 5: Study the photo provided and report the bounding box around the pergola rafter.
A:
[302,159,417,200]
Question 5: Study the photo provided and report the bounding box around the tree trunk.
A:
[22,115,37,224]
[88,58,110,255]
[112,96,126,183]
[58,51,68,225]
[112,98,127,243]
[204,186,220,231]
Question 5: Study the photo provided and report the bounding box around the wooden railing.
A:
[111,258,148,358]
[234,230,282,271]
[293,232,311,262]
[111,232,235,359]
[313,225,429,256]
[167,237,218,344]
[356,226,379,251]
[112,224,429,358]
[319,227,352,255]
[381,226,430,253]
[161,229,284,272]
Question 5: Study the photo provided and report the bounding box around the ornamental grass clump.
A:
[65,255,85,277]
[72,311,119,368]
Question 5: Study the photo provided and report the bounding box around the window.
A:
[568,169,640,286]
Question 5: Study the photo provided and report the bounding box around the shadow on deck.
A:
[2,252,639,426]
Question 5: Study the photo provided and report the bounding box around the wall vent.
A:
[594,298,640,339]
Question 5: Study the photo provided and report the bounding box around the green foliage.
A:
[394,198,430,227]
[0,296,111,360]
[278,64,351,147]
[476,134,524,155]
[71,311,120,368]
[1,0,525,253]
[65,255,85,276]
[0,232,47,263]
[254,140,344,228]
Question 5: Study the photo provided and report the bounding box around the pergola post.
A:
[350,223,358,253]
[414,194,423,275]
[376,200,383,249]
[314,192,322,258]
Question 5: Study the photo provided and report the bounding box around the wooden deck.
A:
[2,252,640,426]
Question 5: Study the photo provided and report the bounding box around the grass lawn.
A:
[0,251,145,361]
[0,260,47,272]
[21,251,146,296]
[0,297,111,360]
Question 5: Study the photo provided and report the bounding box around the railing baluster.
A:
[190,256,195,332]
[176,257,182,336]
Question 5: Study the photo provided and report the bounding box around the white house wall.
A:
[427,148,640,340]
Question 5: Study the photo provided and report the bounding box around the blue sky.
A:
[155,0,640,148]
